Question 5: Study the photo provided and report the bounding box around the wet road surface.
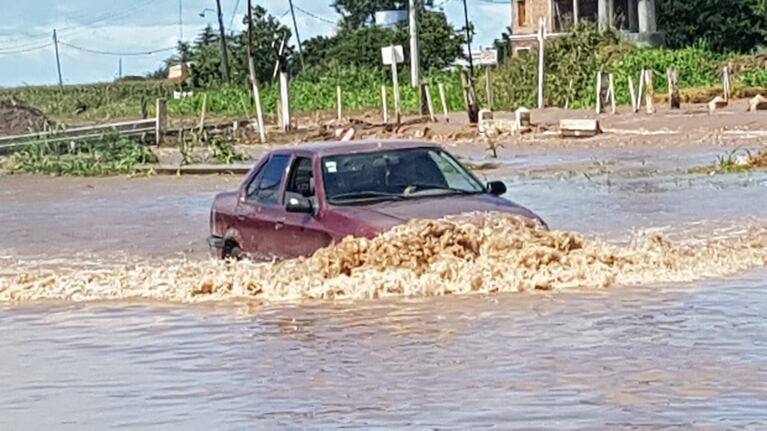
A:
[1,142,766,429]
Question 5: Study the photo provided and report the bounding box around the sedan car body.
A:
[209,140,544,259]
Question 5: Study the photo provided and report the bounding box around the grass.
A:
[689,147,767,174]
[8,133,158,176]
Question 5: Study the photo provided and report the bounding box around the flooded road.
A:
[1,142,766,429]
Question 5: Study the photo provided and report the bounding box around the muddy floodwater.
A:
[2,141,767,429]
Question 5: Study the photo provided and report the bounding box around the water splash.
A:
[1,213,766,304]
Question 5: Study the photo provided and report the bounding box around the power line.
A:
[292,5,336,25]
[0,0,162,50]
[229,0,242,28]
[58,40,176,56]
[0,42,52,55]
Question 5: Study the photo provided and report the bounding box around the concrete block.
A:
[708,96,728,114]
[515,107,531,127]
[560,119,601,138]
[749,95,767,112]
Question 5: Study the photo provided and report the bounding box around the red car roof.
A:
[270,140,442,157]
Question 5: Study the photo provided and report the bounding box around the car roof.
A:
[270,140,442,157]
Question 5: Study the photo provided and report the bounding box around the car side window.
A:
[285,157,315,198]
[246,155,290,205]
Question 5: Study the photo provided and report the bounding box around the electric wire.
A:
[58,40,176,56]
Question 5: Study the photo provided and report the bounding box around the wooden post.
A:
[390,46,401,125]
[565,79,574,110]
[247,0,266,144]
[336,85,342,122]
[438,82,449,122]
[595,71,603,114]
[424,84,436,122]
[537,17,546,109]
[667,67,680,109]
[644,69,655,114]
[608,73,616,114]
[197,93,207,134]
[628,76,637,112]
[722,66,731,102]
[381,85,389,124]
[155,98,166,145]
[485,66,493,109]
[636,69,645,112]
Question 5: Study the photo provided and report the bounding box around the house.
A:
[510,0,662,54]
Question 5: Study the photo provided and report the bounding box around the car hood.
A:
[328,194,543,232]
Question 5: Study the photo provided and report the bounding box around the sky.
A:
[0,0,512,88]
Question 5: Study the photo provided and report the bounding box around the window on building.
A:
[518,0,527,27]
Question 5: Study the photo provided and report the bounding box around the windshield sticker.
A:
[325,161,337,173]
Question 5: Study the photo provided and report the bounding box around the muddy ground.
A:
[1,100,765,261]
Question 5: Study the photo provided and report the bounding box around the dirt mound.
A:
[0,99,50,137]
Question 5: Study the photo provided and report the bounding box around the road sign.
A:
[471,49,498,66]
[381,45,405,65]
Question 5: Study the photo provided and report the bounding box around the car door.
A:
[236,154,290,258]
[276,155,333,257]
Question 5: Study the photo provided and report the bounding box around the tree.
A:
[657,0,767,52]
[418,11,465,71]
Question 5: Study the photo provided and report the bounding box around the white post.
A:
[595,72,603,114]
[537,17,545,109]
[573,0,579,24]
[438,82,449,122]
[279,71,291,131]
[336,86,342,122]
[381,85,389,123]
[408,0,419,88]
[723,66,731,101]
[628,76,637,111]
[609,73,616,114]
[391,47,401,124]
[485,66,493,109]
[636,70,645,112]
[425,84,436,122]
[598,0,609,30]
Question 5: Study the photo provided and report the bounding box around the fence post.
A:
[155,98,166,145]
[438,83,449,122]
[644,70,655,114]
[668,67,680,109]
[381,85,389,124]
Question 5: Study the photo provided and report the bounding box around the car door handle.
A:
[275,221,285,231]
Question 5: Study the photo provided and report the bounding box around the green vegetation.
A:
[8,134,157,176]
[689,147,767,174]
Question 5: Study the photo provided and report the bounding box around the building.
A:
[510,0,662,54]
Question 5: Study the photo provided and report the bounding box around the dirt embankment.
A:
[0,99,50,137]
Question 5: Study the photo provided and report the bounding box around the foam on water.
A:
[1,213,766,304]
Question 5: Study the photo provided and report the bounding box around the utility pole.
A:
[287,0,305,72]
[179,0,184,41]
[461,0,479,123]
[408,0,419,87]
[118,57,123,79]
[247,0,266,143]
[214,0,231,82]
[52,29,63,89]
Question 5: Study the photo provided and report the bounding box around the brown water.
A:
[2,143,767,429]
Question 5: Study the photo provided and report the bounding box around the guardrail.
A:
[0,99,166,154]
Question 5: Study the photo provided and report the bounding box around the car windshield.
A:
[321,147,486,204]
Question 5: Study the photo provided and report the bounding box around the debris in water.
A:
[1,213,765,304]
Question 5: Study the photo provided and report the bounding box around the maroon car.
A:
[208,140,544,259]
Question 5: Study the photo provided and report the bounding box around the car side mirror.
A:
[487,181,507,196]
[286,197,313,214]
